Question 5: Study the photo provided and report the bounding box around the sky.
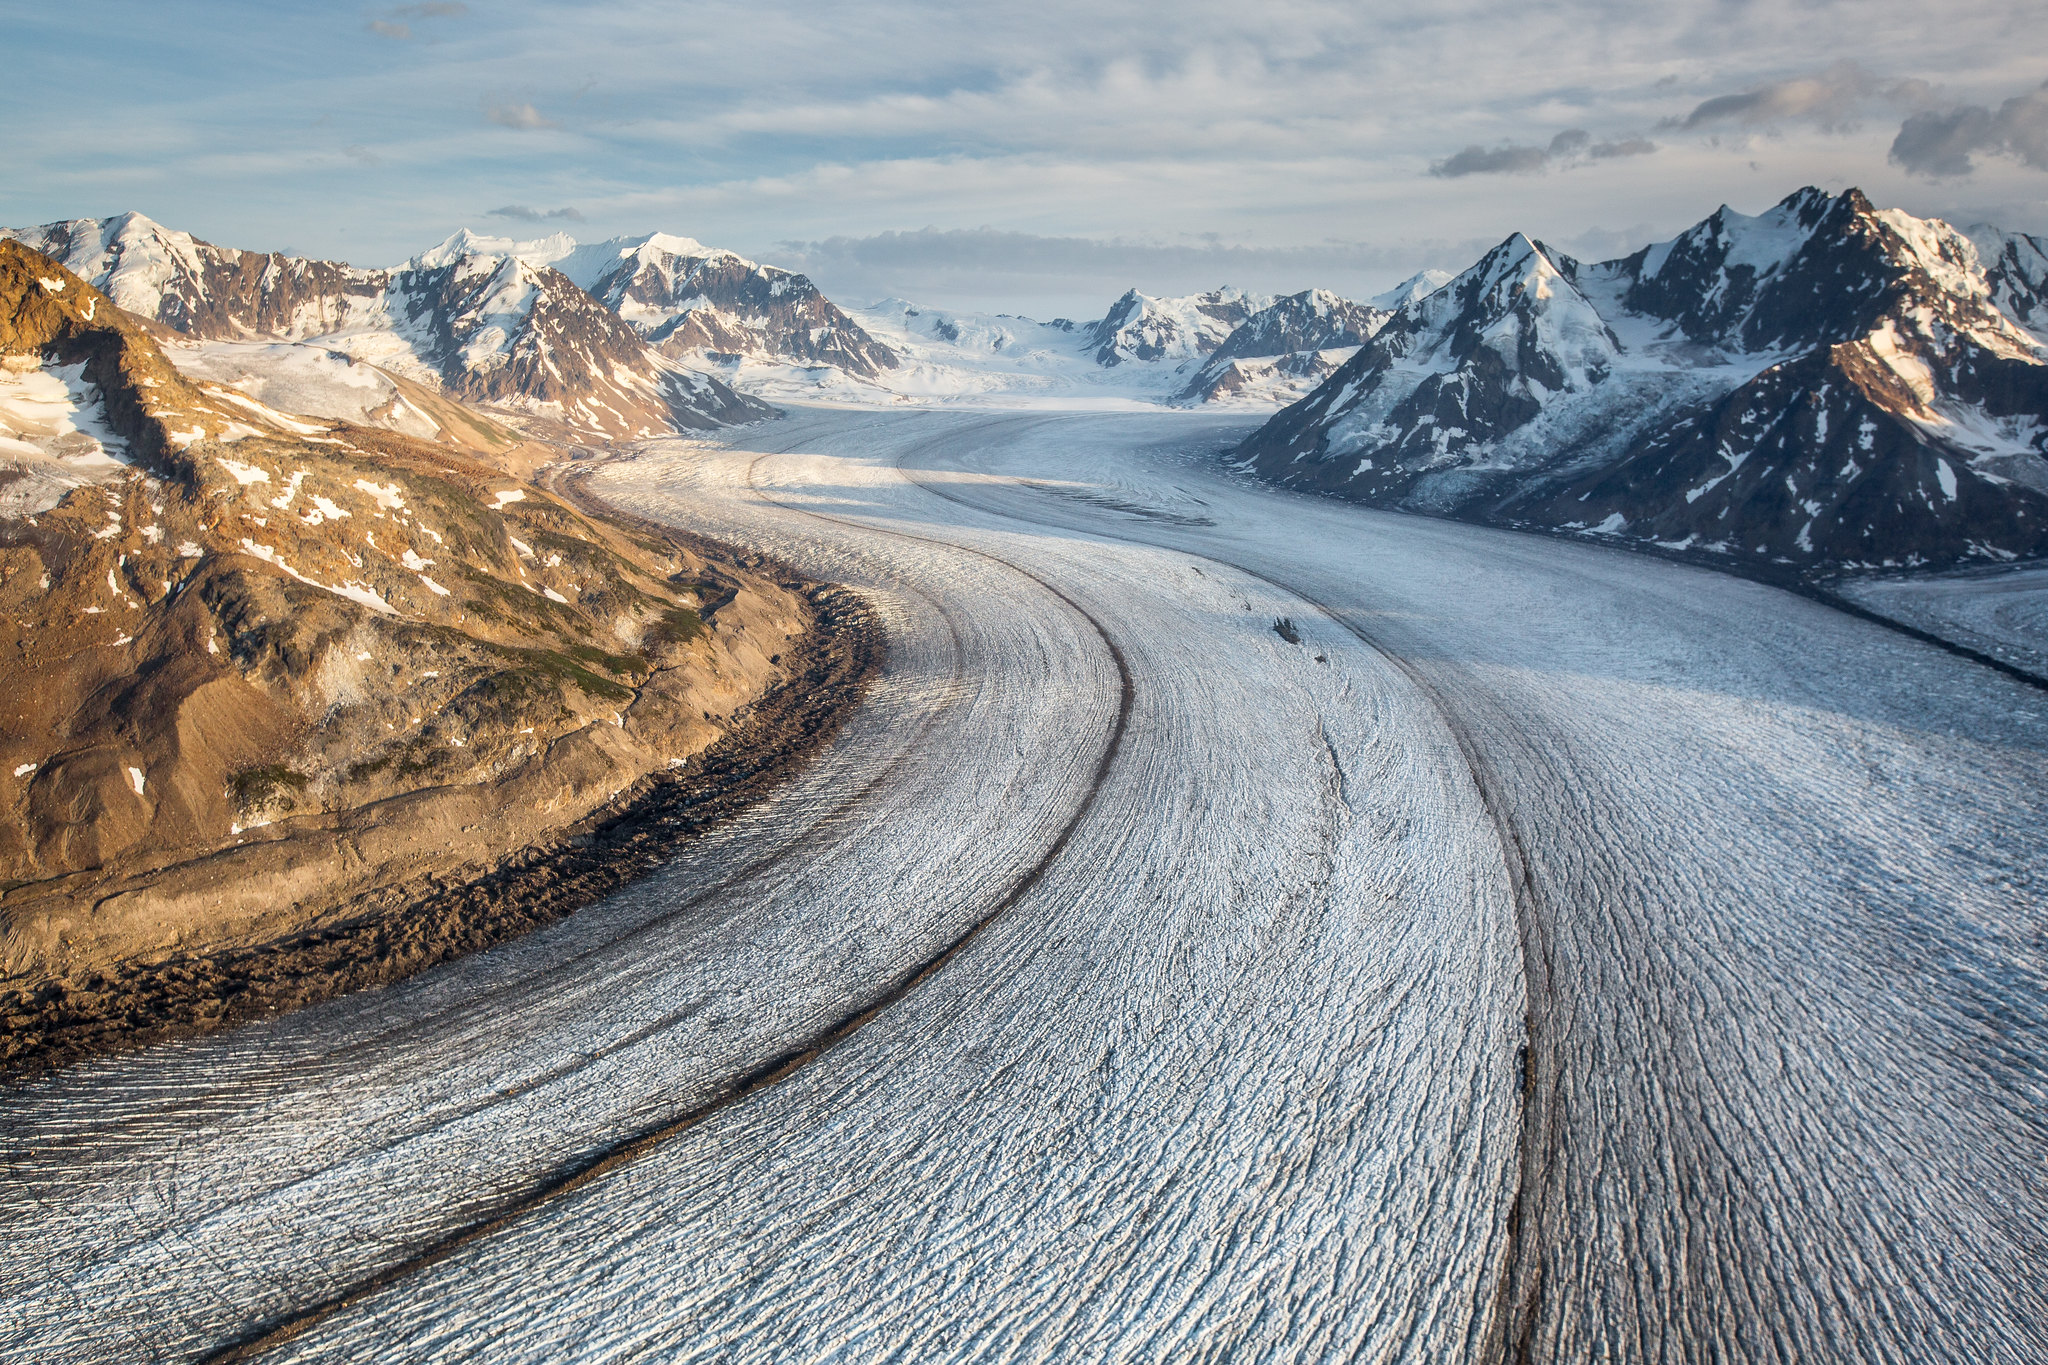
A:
[6,0,2047,317]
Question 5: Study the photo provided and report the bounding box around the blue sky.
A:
[6,0,2046,315]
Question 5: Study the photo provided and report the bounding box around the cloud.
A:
[19,0,2048,303]
[368,1,467,36]
[486,102,557,130]
[1590,137,1657,159]
[342,144,381,166]
[1430,128,1655,178]
[1676,63,1875,129]
[1431,143,1549,178]
[1668,61,1939,134]
[1890,81,2048,177]
[487,204,585,222]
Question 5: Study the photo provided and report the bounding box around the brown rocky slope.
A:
[0,240,862,1072]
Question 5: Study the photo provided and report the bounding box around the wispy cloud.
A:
[1431,143,1549,178]
[1666,61,1935,133]
[1890,80,2048,177]
[485,102,557,130]
[367,2,468,39]
[487,203,584,222]
[1430,129,1655,178]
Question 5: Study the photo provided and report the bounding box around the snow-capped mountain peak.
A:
[2,212,772,440]
[1969,224,2048,344]
[1238,185,2048,575]
[1087,287,1271,367]
[408,228,579,272]
[1377,231,1619,396]
[1172,289,1391,406]
[4,211,388,342]
[1369,269,1454,312]
[559,231,898,378]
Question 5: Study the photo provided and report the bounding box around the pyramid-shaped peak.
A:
[109,209,177,237]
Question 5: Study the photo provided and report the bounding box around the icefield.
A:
[3,408,2046,1363]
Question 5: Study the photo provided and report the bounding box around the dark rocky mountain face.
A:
[1236,188,2048,575]
[1088,288,1267,366]
[1504,348,2048,566]
[2,214,771,439]
[1174,289,1389,404]
[567,236,898,378]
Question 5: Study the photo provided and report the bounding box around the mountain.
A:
[1971,226,2048,343]
[1236,188,2048,574]
[0,236,803,1010]
[391,239,772,436]
[2,214,773,441]
[1173,288,1392,405]
[4,212,386,340]
[546,233,899,378]
[1087,287,1270,367]
[1370,268,1456,311]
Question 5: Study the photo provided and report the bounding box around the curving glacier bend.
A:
[3,407,2046,1364]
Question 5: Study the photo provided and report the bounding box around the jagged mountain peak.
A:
[546,232,756,295]
[0,212,778,440]
[1088,286,1271,368]
[1602,184,2024,360]
[4,211,387,344]
[563,231,897,378]
[1237,186,2048,575]
[1385,230,1619,389]
[1171,288,1390,406]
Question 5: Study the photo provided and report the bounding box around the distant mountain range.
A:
[0,211,1426,423]
[9,190,2047,578]
[1237,187,2048,576]
[1171,280,1452,406]
[2,215,799,440]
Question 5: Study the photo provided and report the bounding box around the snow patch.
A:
[217,458,271,485]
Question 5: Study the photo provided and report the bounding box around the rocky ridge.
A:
[1237,187,2048,574]
[0,238,806,998]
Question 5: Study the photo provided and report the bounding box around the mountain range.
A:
[1,215,871,441]
[1237,187,2048,576]
[10,191,2048,579]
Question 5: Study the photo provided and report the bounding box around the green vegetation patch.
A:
[229,763,309,808]
[644,605,705,646]
[563,643,650,678]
